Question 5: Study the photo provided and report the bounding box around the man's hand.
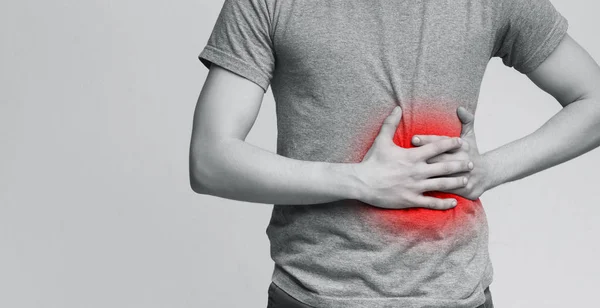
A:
[352,106,473,210]
[410,106,493,200]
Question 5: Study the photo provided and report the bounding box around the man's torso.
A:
[265,1,495,307]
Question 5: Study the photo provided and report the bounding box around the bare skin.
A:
[409,34,600,202]
[190,33,600,210]
[404,106,490,202]
[350,106,472,210]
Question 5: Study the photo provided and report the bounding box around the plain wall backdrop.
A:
[1,0,599,307]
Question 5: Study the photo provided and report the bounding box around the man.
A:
[191,0,600,307]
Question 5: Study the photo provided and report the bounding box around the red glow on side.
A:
[353,99,484,242]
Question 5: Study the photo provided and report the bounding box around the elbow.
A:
[189,171,208,195]
[189,137,231,195]
[189,155,213,195]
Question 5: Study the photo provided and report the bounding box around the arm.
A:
[483,34,600,190]
[189,64,364,205]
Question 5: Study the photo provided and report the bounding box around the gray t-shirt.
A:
[199,0,568,307]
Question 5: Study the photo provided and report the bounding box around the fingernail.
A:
[457,138,462,145]
[463,177,468,185]
[413,136,420,144]
[393,106,400,114]
[468,161,474,169]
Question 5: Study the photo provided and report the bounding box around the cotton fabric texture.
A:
[199,0,568,307]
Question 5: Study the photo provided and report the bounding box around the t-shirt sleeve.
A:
[492,0,569,74]
[199,0,275,93]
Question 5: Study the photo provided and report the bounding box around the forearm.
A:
[190,138,365,205]
[482,97,600,190]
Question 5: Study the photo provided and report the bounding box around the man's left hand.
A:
[410,106,493,200]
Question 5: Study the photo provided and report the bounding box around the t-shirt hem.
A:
[271,266,494,308]
[198,44,271,93]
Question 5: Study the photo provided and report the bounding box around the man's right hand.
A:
[351,106,472,210]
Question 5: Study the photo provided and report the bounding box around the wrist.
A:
[481,151,503,191]
[329,162,371,202]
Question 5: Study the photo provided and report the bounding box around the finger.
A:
[426,153,451,164]
[457,106,474,124]
[413,137,462,161]
[378,106,402,141]
[411,134,448,146]
[438,170,470,179]
[419,176,468,192]
[426,151,469,164]
[420,160,473,178]
[410,195,457,210]
[413,134,462,154]
[457,106,475,136]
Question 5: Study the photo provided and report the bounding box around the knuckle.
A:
[439,179,451,190]
[446,139,457,149]
[411,197,424,209]
[412,162,426,177]
[405,150,420,163]
[442,180,451,190]
[414,180,426,192]
[450,177,460,188]
[404,196,418,208]
[465,192,475,201]
[455,161,465,172]
[417,181,429,192]
[428,180,439,190]
[424,199,435,209]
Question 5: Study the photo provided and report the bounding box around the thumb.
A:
[379,106,402,140]
[457,106,474,136]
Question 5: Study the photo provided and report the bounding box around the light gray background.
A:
[1,0,598,307]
